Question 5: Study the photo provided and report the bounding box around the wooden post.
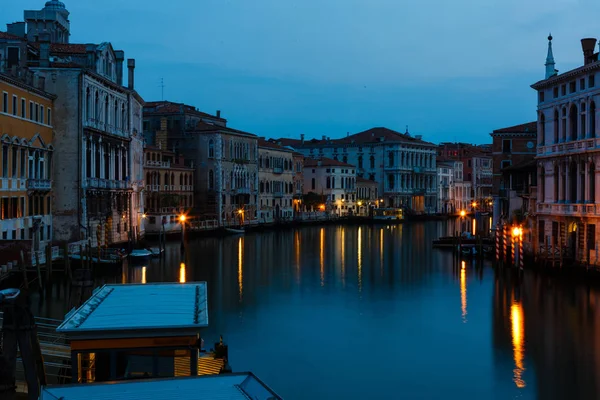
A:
[45,245,53,298]
[64,243,72,282]
[34,248,43,291]
[20,250,29,290]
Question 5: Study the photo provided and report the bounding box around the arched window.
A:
[358,155,363,169]
[164,172,169,186]
[581,103,587,139]
[591,101,597,138]
[260,181,264,193]
[95,92,100,120]
[331,177,335,188]
[554,109,559,144]
[86,88,91,119]
[388,174,394,189]
[104,97,109,126]
[569,104,578,141]
[539,167,545,202]
[388,152,394,167]
[208,139,215,158]
[121,104,126,130]
[370,155,375,169]
[539,113,545,145]
[266,181,270,193]
[266,157,270,168]
[179,174,183,185]
[171,173,174,186]
[562,107,567,142]
[114,102,118,129]
[208,170,214,190]
[590,162,596,202]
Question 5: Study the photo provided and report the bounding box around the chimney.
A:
[37,75,46,91]
[346,132,349,137]
[300,134,305,144]
[115,50,124,86]
[581,38,597,65]
[6,22,25,38]
[216,110,221,118]
[127,58,135,89]
[39,32,51,68]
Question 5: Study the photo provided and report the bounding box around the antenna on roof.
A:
[159,78,165,100]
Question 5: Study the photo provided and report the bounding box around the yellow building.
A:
[0,71,54,248]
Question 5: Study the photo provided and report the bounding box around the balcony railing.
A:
[537,137,600,156]
[84,118,127,137]
[26,179,51,190]
[145,160,171,168]
[235,188,251,195]
[86,178,131,190]
[273,167,283,174]
[537,202,598,215]
[273,191,284,198]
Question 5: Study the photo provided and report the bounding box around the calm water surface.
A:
[33,222,600,399]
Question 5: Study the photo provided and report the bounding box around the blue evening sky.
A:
[5,0,600,144]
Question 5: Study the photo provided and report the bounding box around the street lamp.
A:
[179,214,186,250]
[511,226,523,268]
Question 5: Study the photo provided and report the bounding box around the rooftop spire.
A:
[545,33,557,79]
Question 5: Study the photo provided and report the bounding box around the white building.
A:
[437,161,454,213]
[303,157,357,216]
[257,138,295,223]
[533,35,600,263]
[280,127,437,213]
[452,161,473,212]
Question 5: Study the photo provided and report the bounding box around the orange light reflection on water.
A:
[179,262,186,283]
[238,237,243,302]
[460,261,467,322]
[511,302,526,388]
[320,228,325,286]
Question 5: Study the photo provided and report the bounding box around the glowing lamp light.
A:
[142,213,147,219]
[238,209,244,215]
[179,214,186,222]
[472,201,477,208]
[357,201,363,206]
[512,227,523,238]
[460,210,466,218]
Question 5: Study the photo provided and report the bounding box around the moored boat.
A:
[129,249,152,263]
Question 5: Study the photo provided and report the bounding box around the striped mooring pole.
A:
[495,224,501,262]
[519,237,524,270]
[503,224,508,263]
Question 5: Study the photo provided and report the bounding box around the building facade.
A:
[356,176,378,216]
[0,71,54,249]
[490,122,537,225]
[292,152,304,215]
[143,145,194,234]
[303,157,357,216]
[533,35,600,264]
[257,139,294,223]
[1,1,146,246]
[437,161,454,213]
[280,127,437,213]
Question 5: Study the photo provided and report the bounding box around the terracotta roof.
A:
[30,42,88,54]
[258,138,293,152]
[276,138,303,147]
[190,121,256,137]
[492,122,537,134]
[356,176,377,185]
[143,101,225,120]
[304,157,354,168]
[287,128,434,147]
[0,31,24,41]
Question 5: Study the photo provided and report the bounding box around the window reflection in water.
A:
[238,237,243,302]
[379,228,384,276]
[179,262,186,283]
[511,301,526,388]
[341,228,346,287]
[295,230,301,284]
[357,227,362,292]
[142,266,146,284]
[460,261,467,322]
[320,228,325,287]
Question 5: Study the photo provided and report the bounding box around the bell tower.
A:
[24,1,71,44]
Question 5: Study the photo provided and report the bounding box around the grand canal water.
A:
[31,222,600,399]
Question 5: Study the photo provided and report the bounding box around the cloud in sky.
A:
[4,0,600,143]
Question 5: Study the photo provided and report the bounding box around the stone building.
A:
[303,157,357,216]
[292,151,304,215]
[142,101,254,226]
[0,70,54,249]
[490,122,537,225]
[356,176,379,216]
[0,1,146,245]
[257,138,294,223]
[143,142,194,234]
[533,35,600,264]
[437,160,454,213]
[281,127,437,213]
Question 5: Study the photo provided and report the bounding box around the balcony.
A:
[86,178,131,190]
[273,167,283,174]
[145,160,171,168]
[26,179,51,190]
[537,202,598,216]
[235,188,251,195]
[273,191,284,198]
[84,118,128,138]
[537,137,600,157]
